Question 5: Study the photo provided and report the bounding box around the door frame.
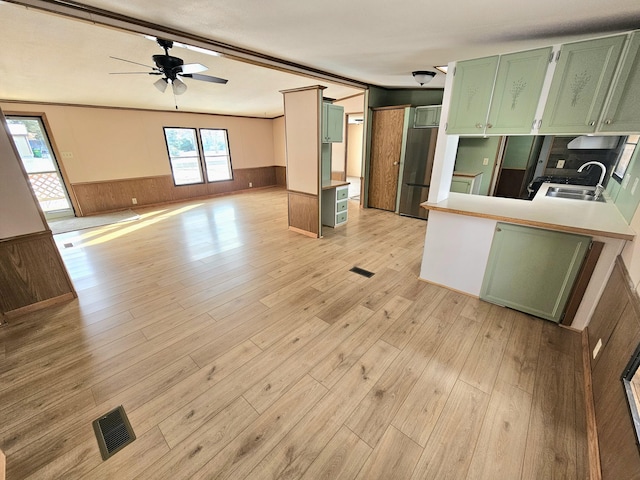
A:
[5,111,82,218]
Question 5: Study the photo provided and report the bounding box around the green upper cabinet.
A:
[600,32,640,132]
[480,223,591,323]
[414,105,441,127]
[486,47,552,134]
[540,35,625,134]
[446,56,499,134]
[322,103,344,143]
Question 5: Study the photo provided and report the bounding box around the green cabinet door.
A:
[486,47,552,134]
[450,177,473,193]
[322,103,344,143]
[600,32,640,132]
[480,223,591,323]
[446,56,499,134]
[540,35,625,134]
[414,105,441,127]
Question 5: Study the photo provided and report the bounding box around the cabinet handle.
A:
[475,123,484,129]
[537,120,542,129]
[486,123,493,129]
[496,227,502,232]
[532,119,537,129]
[605,119,612,125]
[589,121,595,126]
[393,161,399,166]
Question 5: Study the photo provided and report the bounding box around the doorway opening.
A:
[7,116,75,220]
[345,113,363,200]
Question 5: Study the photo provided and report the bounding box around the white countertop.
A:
[420,183,635,240]
[322,180,350,190]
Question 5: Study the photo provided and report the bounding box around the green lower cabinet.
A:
[450,178,473,193]
[480,223,591,323]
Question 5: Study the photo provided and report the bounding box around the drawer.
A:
[336,200,348,213]
[336,187,349,200]
[336,211,348,224]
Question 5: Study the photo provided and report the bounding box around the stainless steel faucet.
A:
[578,161,607,199]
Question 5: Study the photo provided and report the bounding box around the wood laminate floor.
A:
[0,188,588,479]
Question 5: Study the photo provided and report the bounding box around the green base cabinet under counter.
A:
[322,185,349,227]
[480,223,591,323]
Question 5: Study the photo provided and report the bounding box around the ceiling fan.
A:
[110,38,228,95]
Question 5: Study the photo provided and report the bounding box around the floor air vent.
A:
[93,405,136,460]
[350,266,375,278]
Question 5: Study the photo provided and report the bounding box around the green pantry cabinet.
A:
[480,223,591,323]
[447,47,551,135]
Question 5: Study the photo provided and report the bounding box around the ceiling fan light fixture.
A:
[172,77,188,95]
[153,77,168,93]
[412,70,436,86]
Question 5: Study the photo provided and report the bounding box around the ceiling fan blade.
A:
[182,73,228,84]
[110,56,155,69]
[109,71,158,75]
[179,63,208,74]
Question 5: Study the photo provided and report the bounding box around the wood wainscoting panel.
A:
[0,231,76,315]
[71,167,280,215]
[275,166,286,187]
[288,191,319,237]
[587,263,630,368]
[588,257,640,480]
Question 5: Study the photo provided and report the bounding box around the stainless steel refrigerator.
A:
[398,127,438,220]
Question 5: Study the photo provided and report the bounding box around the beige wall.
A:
[346,123,363,177]
[1,103,276,184]
[335,94,365,114]
[0,109,45,239]
[283,89,320,194]
[272,115,286,167]
[331,94,365,173]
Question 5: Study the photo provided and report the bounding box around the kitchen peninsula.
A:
[419,185,634,329]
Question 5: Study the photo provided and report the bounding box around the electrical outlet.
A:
[61,152,73,159]
[593,338,603,359]
[131,198,137,205]
[482,157,489,166]
[249,182,253,188]
[557,159,565,168]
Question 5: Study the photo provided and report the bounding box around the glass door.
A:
[7,116,74,219]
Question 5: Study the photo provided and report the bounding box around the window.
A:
[163,127,233,186]
[613,135,639,182]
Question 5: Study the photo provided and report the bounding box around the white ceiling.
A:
[2,0,640,117]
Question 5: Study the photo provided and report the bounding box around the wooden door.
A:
[368,108,405,211]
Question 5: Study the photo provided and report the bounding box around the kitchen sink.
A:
[546,186,605,202]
